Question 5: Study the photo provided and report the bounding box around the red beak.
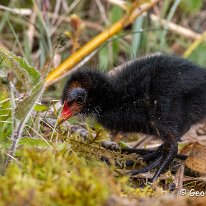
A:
[62,101,73,119]
[57,102,73,125]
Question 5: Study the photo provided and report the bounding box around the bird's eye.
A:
[75,96,85,104]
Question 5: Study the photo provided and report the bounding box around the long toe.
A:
[127,155,163,176]
[140,144,165,162]
[142,150,161,162]
[151,141,178,182]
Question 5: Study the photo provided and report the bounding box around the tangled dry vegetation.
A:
[1,0,206,205]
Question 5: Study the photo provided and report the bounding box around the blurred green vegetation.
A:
[0,147,112,206]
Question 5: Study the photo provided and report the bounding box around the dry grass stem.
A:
[150,14,201,40]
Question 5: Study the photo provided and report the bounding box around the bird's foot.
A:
[127,141,179,183]
[102,141,187,161]
[102,140,186,182]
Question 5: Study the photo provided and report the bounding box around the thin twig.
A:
[132,135,151,148]
[26,125,53,148]
[5,121,23,168]
[107,0,127,10]
[150,14,201,40]
[183,30,206,58]
[51,0,61,25]
[174,164,185,194]
[26,5,37,50]
[95,0,109,25]
[0,5,32,15]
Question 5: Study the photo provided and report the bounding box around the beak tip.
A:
[58,101,74,125]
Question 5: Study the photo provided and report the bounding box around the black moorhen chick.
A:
[59,53,206,182]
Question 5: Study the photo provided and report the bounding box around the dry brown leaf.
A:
[185,142,206,175]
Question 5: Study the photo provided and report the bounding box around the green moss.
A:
[0,147,116,206]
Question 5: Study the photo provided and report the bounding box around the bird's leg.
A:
[151,140,178,182]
